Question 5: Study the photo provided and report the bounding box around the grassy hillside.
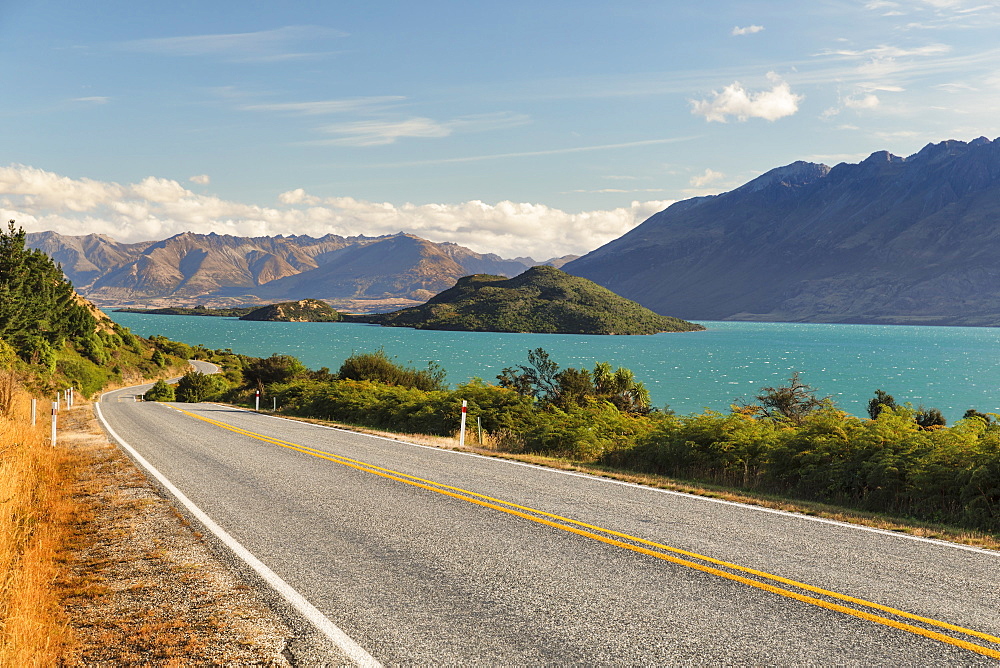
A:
[356,266,704,334]
[238,298,343,322]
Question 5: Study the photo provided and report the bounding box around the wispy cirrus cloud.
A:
[241,96,406,115]
[690,72,802,122]
[122,25,345,63]
[0,164,668,258]
[313,112,531,146]
[359,136,699,168]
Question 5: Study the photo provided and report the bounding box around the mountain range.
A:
[27,136,1000,325]
[26,230,576,309]
[564,136,1000,326]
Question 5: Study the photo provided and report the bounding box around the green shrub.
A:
[338,348,446,391]
[55,355,112,397]
[144,379,176,402]
[175,371,228,403]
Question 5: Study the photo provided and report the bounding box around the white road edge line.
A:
[95,392,382,668]
[219,404,1000,559]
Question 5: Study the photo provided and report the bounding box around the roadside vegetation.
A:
[157,343,1000,538]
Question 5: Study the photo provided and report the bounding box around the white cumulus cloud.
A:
[0,164,669,259]
[732,25,765,35]
[844,93,881,109]
[189,174,211,185]
[691,73,803,122]
[689,169,725,187]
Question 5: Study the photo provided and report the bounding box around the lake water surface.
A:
[107,311,1000,423]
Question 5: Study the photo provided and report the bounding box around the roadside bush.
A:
[175,371,228,403]
[55,355,112,398]
[338,348,446,391]
[144,379,176,402]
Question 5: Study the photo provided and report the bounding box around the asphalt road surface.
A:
[97,379,1000,665]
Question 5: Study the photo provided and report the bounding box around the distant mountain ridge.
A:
[27,230,573,308]
[564,136,1000,326]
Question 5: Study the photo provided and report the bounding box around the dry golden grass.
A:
[0,389,76,666]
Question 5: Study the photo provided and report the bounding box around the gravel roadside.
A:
[56,400,350,666]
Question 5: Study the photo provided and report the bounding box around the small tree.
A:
[144,379,175,402]
[963,409,993,424]
[592,362,651,415]
[914,406,946,430]
[498,348,560,401]
[553,366,594,409]
[175,371,217,403]
[750,372,828,425]
[243,353,307,388]
[867,389,898,420]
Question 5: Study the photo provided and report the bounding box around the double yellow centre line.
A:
[170,406,1000,660]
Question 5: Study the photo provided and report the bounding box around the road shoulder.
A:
[56,400,300,665]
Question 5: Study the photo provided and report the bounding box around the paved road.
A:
[98,382,1000,665]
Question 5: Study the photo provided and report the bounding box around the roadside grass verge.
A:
[263,410,1000,552]
[0,387,75,665]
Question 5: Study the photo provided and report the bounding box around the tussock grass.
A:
[0,388,76,665]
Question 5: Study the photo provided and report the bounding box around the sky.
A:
[2,0,1000,260]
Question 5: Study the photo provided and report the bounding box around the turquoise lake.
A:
[106,311,1000,423]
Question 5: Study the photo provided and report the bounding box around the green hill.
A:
[238,298,343,322]
[356,266,704,334]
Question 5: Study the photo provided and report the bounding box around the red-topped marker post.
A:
[459,400,467,448]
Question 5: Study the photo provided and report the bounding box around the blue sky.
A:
[2,0,1000,258]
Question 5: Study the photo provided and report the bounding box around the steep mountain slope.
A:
[358,265,704,334]
[564,137,1000,325]
[26,231,539,306]
[249,234,470,301]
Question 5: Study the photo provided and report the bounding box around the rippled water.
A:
[107,311,1000,422]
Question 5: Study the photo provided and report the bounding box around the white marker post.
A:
[50,401,57,447]
[459,400,467,448]
[68,387,74,408]
[273,397,277,412]
[255,389,260,412]
[31,398,36,426]
[55,392,60,412]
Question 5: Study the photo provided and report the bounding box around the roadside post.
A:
[31,398,36,426]
[50,401,57,447]
[477,416,483,445]
[55,392,60,412]
[273,397,277,412]
[255,389,260,412]
[459,400,467,448]
[68,386,74,408]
